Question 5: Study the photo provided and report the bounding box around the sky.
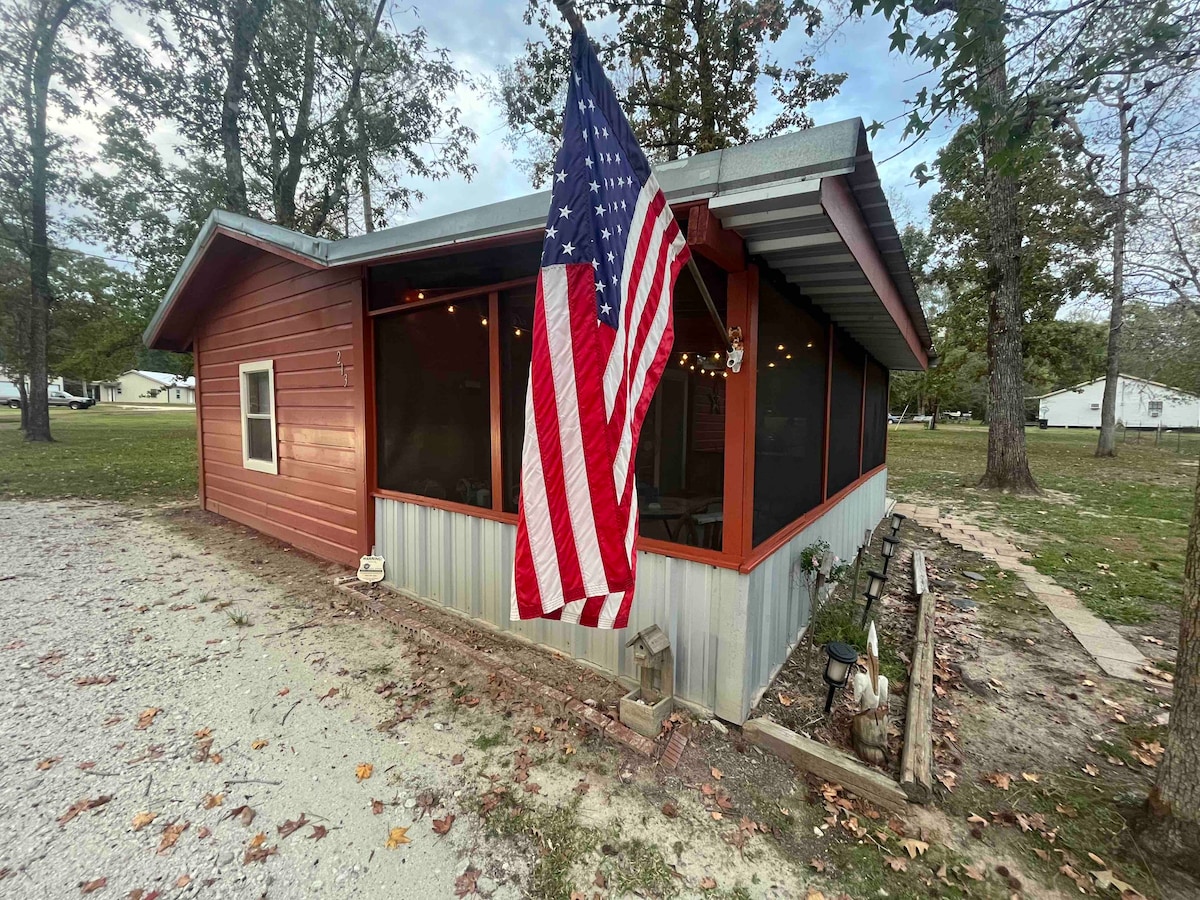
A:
[374,1,955,232]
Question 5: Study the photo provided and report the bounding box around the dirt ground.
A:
[5,497,1196,899]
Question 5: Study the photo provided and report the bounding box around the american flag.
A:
[511,31,690,629]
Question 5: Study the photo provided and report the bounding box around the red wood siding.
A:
[193,254,367,566]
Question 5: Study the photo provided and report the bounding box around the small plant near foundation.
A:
[227,610,252,628]
[809,596,904,685]
[198,592,217,603]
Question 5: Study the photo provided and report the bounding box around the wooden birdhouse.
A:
[619,625,675,738]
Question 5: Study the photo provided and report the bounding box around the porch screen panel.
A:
[374,297,493,508]
[499,289,535,513]
[862,357,888,473]
[753,281,827,546]
[827,330,864,496]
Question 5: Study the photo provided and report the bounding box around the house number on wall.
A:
[336,350,347,387]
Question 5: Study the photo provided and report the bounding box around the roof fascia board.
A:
[820,174,927,369]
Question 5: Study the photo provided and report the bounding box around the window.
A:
[1149,400,1163,416]
[375,296,493,507]
[827,330,865,496]
[239,360,278,474]
[175,390,181,400]
[1090,402,1101,410]
[753,280,827,546]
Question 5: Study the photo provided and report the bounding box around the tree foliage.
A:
[497,0,846,184]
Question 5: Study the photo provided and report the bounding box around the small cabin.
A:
[145,118,930,724]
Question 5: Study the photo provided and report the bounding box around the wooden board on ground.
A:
[899,549,935,802]
[742,718,909,813]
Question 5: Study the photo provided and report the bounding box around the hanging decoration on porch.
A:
[509,11,690,629]
[851,621,890,765]
[726,326,745,373]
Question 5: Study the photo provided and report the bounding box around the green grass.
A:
[888,425,1192,625]
[0,406,197,503]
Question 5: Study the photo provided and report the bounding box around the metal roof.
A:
[145,118,929,368]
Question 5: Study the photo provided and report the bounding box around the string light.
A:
[417,291,425,300]
[777,344,785,351]
[481,317,488,326]
[806,341,813,348]
[785,354,792,359]
[768,362,776,368]
[448,305,456,313]
[722,371,728,378]
[712,352,721,360]
[514,328,522,336]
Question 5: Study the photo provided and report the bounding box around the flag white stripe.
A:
[511,373,563,618]
[540,265,612,599]
[603,185,656,418]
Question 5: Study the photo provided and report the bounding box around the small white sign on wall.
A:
[357,555,385,583]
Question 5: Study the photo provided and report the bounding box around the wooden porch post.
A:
[723,264,759,560]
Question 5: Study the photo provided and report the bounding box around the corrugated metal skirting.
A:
[374,469,886,722]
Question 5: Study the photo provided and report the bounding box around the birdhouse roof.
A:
[625,625,670,654]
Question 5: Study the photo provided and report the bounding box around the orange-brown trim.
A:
[368,276,538,318]
[687,205,745,273]
[357,266,377,554]
[194,342,206,509]
[213,225,326,271]
[740,463,887,573]
[488,291,503,513]
[821,322,833,501]
[723,265,759,559]
[370,488,743,571]
[820,177,927,369]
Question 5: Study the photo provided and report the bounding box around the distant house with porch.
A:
[1037,375,1199,430]
[101,370,196,405]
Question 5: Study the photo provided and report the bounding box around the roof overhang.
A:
[146,118,929,369]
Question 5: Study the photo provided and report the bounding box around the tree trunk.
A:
[355,96,374,233]
[974,2,1038,493]
[1142,464,1200,872]
[929,396,939,431]
[22,1,80,443]
[221,0,272,216]
[17,377,29,432]
[1096,92,1131,458]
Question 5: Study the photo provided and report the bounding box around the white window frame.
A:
[239,360,279,474]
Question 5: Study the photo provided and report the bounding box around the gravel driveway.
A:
[0,500,525,899]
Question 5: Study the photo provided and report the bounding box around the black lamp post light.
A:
[880,535,899,575]
[861,569,886,627]
[822,641,858,713]
[889,511,907,537]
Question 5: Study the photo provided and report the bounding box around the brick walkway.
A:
[894,503,1160,685]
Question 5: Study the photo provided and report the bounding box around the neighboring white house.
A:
[101,370,196,405]
[1038,375,1200,429]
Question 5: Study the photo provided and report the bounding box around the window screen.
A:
[240,361,277,474]
[368,242,543,311]
[633,258,727,550]
[500,289,535,513]
[861,356,888,473]
[753,281,827,546]
[827,330,865,496]
[375,297,493,507]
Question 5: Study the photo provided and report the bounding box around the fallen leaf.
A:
[710,811,723,821]
[711,767,723,780]
[75,675,117,687]
[963,863,986,881]
[80,876,107,894]
[810,858,827,873]
[37,757,61,770]
[77,762,95,770]
[202,793,223,809]
[386,826,411,849]
[451,753,464,765]
[278,814,309,838]
[59,795,112,826]
[1021,772,1040,783]
[319,687,339,701]
[432,814,455,835]
[883,856,908,872]
[243,842,276,865]
[699,875,717,889]
[157,821,189,855]
[805,891,826,900]
[1083,764,1100,777]
[966,813,988,827]
[985,771,1013,790]
[135,708,161,730]
[902,838,929,858]
[248,833,266,850]
[277,688,290,696]
[661,801,679,818]
[700,783,715,796]
[308,824,328,841]
[356,762,373,781]
[251,740,268,751]
[593,870,607,888]
[225,805,256,827]
[173,874,190,889]
[193,727,211,739]
[131,812,158,831]
[197,827,211,839]
[371,799,384,815]
[455,867,479,897]
[777,692,794,706]
[572,780,591,796]
[1092,869,1141,895]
